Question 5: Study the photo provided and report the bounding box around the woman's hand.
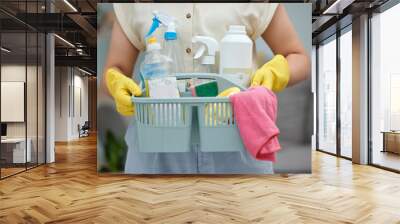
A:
[260,5,311,88]
[250,54,290,92]
[103,21,142,116]
[106,68,142,116]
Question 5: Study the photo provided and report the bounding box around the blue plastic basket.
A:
[132,73,246,153]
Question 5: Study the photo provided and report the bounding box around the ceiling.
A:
[0,0,97,75]
[311,0,390,43]
[1,32,46,65]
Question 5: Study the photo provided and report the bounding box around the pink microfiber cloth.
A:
[229,87,281,162]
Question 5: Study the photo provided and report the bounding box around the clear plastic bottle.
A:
[163,23,185,75]
[140,36,170,81]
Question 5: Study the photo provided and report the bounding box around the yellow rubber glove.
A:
[106,68,142,116]
[251,54,290,92]
[218,87,241,97]
[205,87,241,124]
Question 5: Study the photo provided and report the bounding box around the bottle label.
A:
[142,63,168,80]
[222,68,252,87]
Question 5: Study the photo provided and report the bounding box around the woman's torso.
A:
[114,3,278,86]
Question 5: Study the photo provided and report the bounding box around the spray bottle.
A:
[146,11,184,75]
[140,37,170,96]
[192,36,219,73]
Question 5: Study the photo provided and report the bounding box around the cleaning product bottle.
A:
[146,11,173,37]
[140,36,169,80]
[140,37,170,95]
[192,36,219,73]
[163,22,185,75]
[146,11,184,75]
[219,25,253,86]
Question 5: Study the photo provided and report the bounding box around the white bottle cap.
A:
[148,42,161,51]
[146,37,161,51]
[228,25,246,34]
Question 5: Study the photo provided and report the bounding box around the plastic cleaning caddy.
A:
[131,73,246,153]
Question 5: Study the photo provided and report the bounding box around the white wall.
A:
[71,73,89,138]
[1,65,26,140]
[1,64,46,163]
[1,65,39,137]
[55,67,69,141]
[54,67,89,141]
[1,66,26,126]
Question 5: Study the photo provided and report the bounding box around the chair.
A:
[78,121,90,138]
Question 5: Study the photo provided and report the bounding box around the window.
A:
[371,3,400,171]
[317,36,337,154]
[339,27,352,158]
[0,1,47,179]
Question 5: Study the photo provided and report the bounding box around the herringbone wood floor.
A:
[1,134,400,224]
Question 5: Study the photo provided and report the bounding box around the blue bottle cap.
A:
[164,32,177,40]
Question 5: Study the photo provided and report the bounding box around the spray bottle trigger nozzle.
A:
[194,45,206,59]
[145,18,160,38]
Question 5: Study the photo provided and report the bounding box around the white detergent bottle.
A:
[192,36,219,73]
[219,25,253,86]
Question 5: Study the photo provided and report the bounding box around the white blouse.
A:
[114,3,278,84]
